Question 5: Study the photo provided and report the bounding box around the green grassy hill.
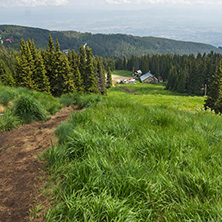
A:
[0,85,62,131]
[0,25,222,57]
[43,83,222,221]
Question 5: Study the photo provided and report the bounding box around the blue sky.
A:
[0,0,222,46]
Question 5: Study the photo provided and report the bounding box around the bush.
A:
[60,93,102,109]
[13,95,48,123]
[0,109,20,132]
[60,93,80,107]
[0,90,16,106]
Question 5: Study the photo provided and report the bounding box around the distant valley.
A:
[0,25,221,57]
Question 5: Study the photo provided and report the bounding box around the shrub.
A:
[60,93,80,107]
[0,90,16,106]
[60,93,102,109]
[0,109,20,132]
[13,95,48,123]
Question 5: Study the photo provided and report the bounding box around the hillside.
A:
[43,83,222,221]
[1,81,222,220]
[0,25,222,57]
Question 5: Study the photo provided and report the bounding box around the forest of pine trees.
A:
[115,52,222,96]
[204,60,222,114]
[0,35,109,96]
[115,52,222,114]
[1,37,222,114]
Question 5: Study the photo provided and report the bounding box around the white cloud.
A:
[1,0,222,7]
[105,0,222,5]
[106,0,131,4]
[0,0,69,7]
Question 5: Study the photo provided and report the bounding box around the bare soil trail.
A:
[120,86,135,94]
[0,107,72,222]
[111,74,132,83]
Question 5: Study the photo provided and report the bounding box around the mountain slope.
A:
[0,25,221,57]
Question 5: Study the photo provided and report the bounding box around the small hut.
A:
[140,71,157,83]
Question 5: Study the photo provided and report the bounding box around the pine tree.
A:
[107,57,115,71]
[85,47,98,93]
[69,50,84,93]
[187,60,202,95]
[20,39,26,56]
[204,60,222,114]
[16,55,34,88]
[79,45,87,91]
[33,53,51,94]
[165,66,177,90]
[74,66,84,93]
[52,39,75,96]
[44,34,56,94]
[15,39,34,88]
[60,56,76,95]
[28,38,37,60]
[0,59,15,86]
[106,67,112,88]
[175,68,186,93]
[97,59,107,94]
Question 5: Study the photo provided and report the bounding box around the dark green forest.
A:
[1,25,222,114]
[115,52,222,113]
[1,25,222,57]
[0,35,108,97]
[116,52,220,93]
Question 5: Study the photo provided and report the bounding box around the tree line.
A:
[0,35,112,96]
[115,52,222,95]
[115,52,222,114]
[2,25,222,57]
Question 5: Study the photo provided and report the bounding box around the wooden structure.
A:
[140,71,157,83]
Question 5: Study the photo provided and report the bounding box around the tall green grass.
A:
[0,109,20,132]
[0,85,62,115]
[109,83,204,110]
[112,70,133,77]
[13,95,48,123]
[0,85,62,131]
[60,93,102,109]
[44,91,222,221]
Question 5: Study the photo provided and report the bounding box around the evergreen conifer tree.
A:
[97,59,107,94]
[0,59,15,86]
[79,45,87,91]
[73,66,84,93]
[44,34,56,94]
[175,68,186,93]
[69,50,84,93]
[204,60,222,114]
[187,60,202,95]
[60,55,76,95]
[106,67,112,88]
[33,53,51,94]
[52,39,75,96]
[16,55,34,88]
[20,39,26,56]
[165,66,177,90]
[28,38,37,60]
[85,47,98,93]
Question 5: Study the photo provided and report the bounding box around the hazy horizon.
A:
[0,0,222,47]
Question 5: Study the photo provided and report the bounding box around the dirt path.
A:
[0,107,72,222]
[111,75,132,83]
[120,86,135,94]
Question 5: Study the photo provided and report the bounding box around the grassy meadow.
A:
[43,82,222,221]
[112,70,133,77]
[110,82,204,110]
[0,85,62,131]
